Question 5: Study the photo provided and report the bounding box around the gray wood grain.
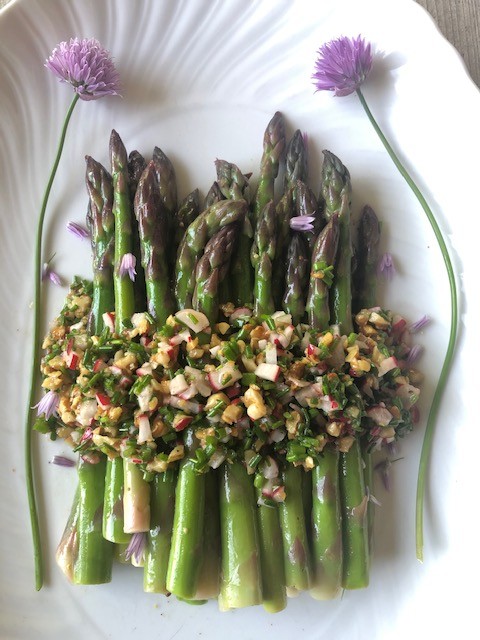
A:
[416,0,480,87]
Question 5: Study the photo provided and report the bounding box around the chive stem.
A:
[24,93,80,590]
[356,88,459,560]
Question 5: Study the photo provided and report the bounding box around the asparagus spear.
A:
[174,199,247,309]
[192,224,238,324]
[306,214,340,331]
[215,159,254,305]
[204,181,224,208]
[251,200,276,316]
[173,189,201,258]
[255,485,287,613]
[310,447,342,599]
[272,186,294,309]
[85,156,115,334]
[218,462,262,610]
[144,467,177,593]
[128,149,148,313]
[282,233,309,326]
[278,464,312,593]
[215,159,251,202]
[74,456,113,584]
[134,161,175,325]
[340,440,369,589]
[351,204,381,554]
[253,111,286,226]
[193,469,221,600]
[166,430,206,599]
[284,129,308,192]
[352,204,381,313]
[110,129,135,331]
[152,145,178,270]
[321,150,353,333]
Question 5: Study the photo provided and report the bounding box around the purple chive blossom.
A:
[313,35,373,97]
[290,215,315,233]
[67,221,90,240]
[33,390,59,420]
[50,455,76,468]
[45,38,120,101]
[125,532,146,564]
[377,252,395,280]
[406,344,424,366]
[119,253,137,281]
[409,314,430,334]
[42,263,63,286]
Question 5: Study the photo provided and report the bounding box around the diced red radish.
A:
[65,351,79,370]
[175,309,210,333]
[306,343,320,357]
[109,365,123,376]
[169,329,191,346]
[295,382,323,406]
[320,395,339,413]
[119,375,133,389]
[80,427,93,442]
[137,385,153,412]
[265,343,278,365]
[208,450,227,469]
[136,363,153,377]
[255,363,281,382]
[178,384,198,400]
[396,382,420,409]
[95,393,111,410]
[261,478,275,498]
[377,356,398,377]
[140,335,152,347]
[300,331,312,351]
[169,396,203,414]
[93,359,106,373]
[272,485,286,502]
[260,456,279,479]
[137,414,153,443]
[271,311,292,327]
[366,405,393,426]
[230,307,253,323]
[269,428,286,443]
[258,339,268,350]
[170,374,189,396]
[77,399,98,427]
[207,364,242,391]
[102,312,115,333]
[184,366,211,397]
[209,345,221,358]
[392,315,407,334]
[173,414,194,432]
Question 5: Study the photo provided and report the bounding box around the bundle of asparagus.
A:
[36,113,421,611]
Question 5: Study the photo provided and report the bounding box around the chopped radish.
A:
[102,312,115,333]
[209,345,221,358]
[175,309,210,333]
[93,359,106,373]
[169,329,191,346]
[225,382,241,399]
[65,351,79,370]
[140,335,152,347]
[366,405,393,426]
[169,396,203,414]
[260,456,279,479]
[208,450,227,469]
[178,384,198,400]
[230,307,253,323]
[136,362,153,377]
[377,356,398,377]
[265,343,278,365]
[255,363,281,382]
[306,343,320,357]
[184,366,212,397]
[173,414,194,432]
[137,385,152,412]
[207,364,242,390]
[271,311,292,327]
[258,339,268,350]
[137,414,153,443]
[170,374,189,396]
[77,399,98,427]
[109,365,123,376]
[95,393,111,410]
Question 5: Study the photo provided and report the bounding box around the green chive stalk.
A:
[355,88,459,561]
[25,93,80,590]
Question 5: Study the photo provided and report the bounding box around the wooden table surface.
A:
[1,0,479,87]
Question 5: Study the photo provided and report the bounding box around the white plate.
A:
[1,0,479,638]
